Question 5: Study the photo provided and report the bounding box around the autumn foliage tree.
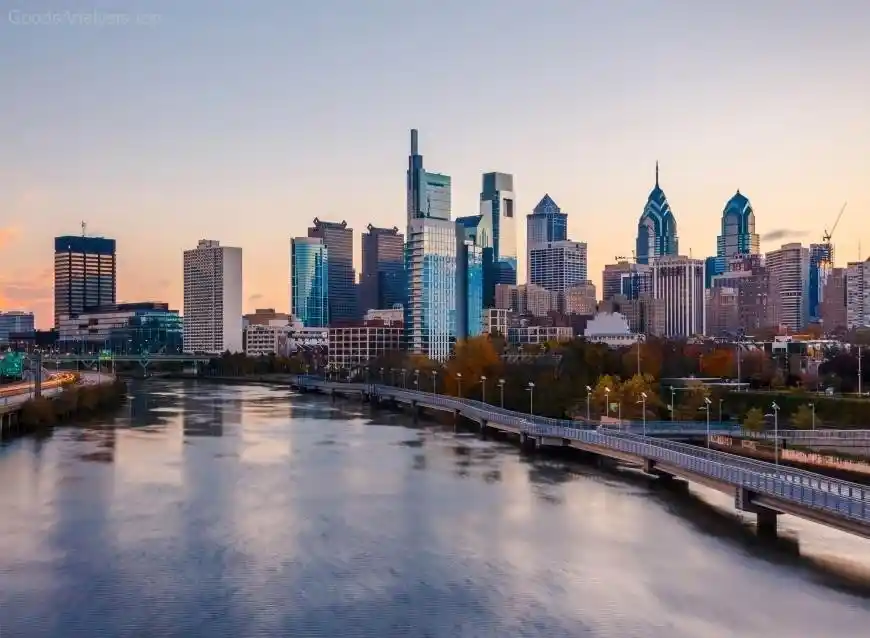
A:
[700,348,736,378]
[443,336,502,398]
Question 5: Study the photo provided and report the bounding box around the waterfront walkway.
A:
[290,376,870,541]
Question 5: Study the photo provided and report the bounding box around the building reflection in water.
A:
[182,391,225,438]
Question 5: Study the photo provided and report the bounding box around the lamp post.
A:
[456,372,462,398]
[432,370,438,394]
[771,402,780,466]
[670,386,675,421]
[704,397,712,448]
[401,368,407,388]
[380,367,384,383]
[498,378,505,408]
[528,381,535,415]
[640,392,647,436]
[480,375,487,403]
[718,398,723,423]
[585,385,592,421]
[604,387,611,419]
[809,401,815,430]
[414,369,419,389]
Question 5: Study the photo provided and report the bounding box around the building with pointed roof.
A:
[526,194,567,246]
[636,163,678,265]
[715,190,760,272]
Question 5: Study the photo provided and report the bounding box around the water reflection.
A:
[0,380,868,637]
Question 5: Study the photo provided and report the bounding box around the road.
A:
[0,372,94,412]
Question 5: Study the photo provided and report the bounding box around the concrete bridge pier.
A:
[479,419,489,440]
[519,433,537,453]
[736,487,780,539]
[410,400,419,423]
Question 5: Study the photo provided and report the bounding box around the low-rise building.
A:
[0,311,35,344]
[328,321,404,369]
[57,302,183,355]
[584,311,642,348]
[506,325,573,346]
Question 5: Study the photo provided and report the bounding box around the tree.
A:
[619,373,661,419]
[443,336,502,398]
[592,375,622,418]
[792,404,815,430]
[743,408,765,432]
[701,348,735,378]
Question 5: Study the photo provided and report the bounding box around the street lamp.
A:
[585,385,592,421]
[432,369,438,394]
[456,372,462,398]
[670,386,676,421]
[528,381,535,415]
[380,367,384,383]
[401,368,407,388]
[414,369,419,389]
[771,402,780,466]
[480,375,487,403]
[604,387,611,419]
[704,397,712,448]
[809,401,815,430]
[640,392,648,436]
[718,398,724,423]
[498,378,505,408]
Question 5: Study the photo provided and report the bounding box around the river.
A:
[1,380,869,637]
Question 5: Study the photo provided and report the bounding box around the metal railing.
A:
[290,376,870,526]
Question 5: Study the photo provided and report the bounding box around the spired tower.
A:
[635,162,678,265]
[716,190,760,272]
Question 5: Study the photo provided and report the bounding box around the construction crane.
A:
[823,202,847,243]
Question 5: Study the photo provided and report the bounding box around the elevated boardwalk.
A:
[291,376,870,541]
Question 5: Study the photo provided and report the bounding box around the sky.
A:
[2,0,869,328]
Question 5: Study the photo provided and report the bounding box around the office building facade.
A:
[651,256,705,337]
[716,190,760,273]
[846,259,870,329]
[360,225,405,313]
[602,261,652,302]
[809,242,834,324]
[526,194,567,246]
[529,240,588,310]
[0,311,35,344]
[456,237,484,340]
[636,163,678,265]
[291,237,329,328]
[308,218,357,324]
[183,239,243,353]
[765,243,810,333]
[57,302,183,355]
[54,235,116,327]
[479,172,517,305]
[820,267,847,332]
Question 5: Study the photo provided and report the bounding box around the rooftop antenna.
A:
[81,221,87,237]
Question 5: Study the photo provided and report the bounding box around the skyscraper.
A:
[636,163,678,265]
[405,129,456,360]
[456,236,484,340]
[765,243,810,333]
[526,194,567,247]
[846,259,870,329]
[650,256,705,337]
[528,241,588,311]
[308,218,357,324]
[716,190,760,272]
[808,243,834,324]
[360,225,405,312]
[480,172,517,305]
[54,235,116,327]
[291,237,329,328]
[183,239,243,353]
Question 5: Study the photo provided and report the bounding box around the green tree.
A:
[743,407,765,432]
[792,404,815,430]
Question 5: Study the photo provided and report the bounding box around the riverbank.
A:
[14,379,129,430]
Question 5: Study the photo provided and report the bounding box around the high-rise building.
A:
[456,237,484,340]
[716,191,760,273]
[183,239,243,353]
[526,194,567,247]
[528,241,588,310]
[809,243,834,323]
[846,259,870,329]
[636,163,678,265]
[360,225,405,313]
[650,256,705,337]
[404,129,456,360]
[564,282,597,316]
[765,243,810,333]
[0,311,35,344]
[308,218,357,324]
[820,267,847,332]
[602,261,652,302]
[494,283,556,317]
[291,237,329,328]
[54,235,116,327]
[707,254,768,337]
[480,172,517,305]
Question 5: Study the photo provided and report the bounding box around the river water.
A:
[1,380,869,637]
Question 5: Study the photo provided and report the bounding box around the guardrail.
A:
[291,376,870,527]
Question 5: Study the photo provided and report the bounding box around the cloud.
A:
[761,229,809,242]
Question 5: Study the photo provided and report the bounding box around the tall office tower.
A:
[54,235,116,327]
[526,194,567,246]
[707,254,768,337]
[650,256,706,337]
[360,225,405,312]
[715,191,760,273]
[456,235,484,340]
[529,241,588,311]
[602,260,652,302]
[820,267,847,332]
[183,239,243,353]
[765,243,810,333]
[846,259,870,329]
[308,218,357,324]
[808,243,834,323]
[290,237,329,328]
[479,172,517,305]
[405,129,456,360]
[636,163,678,265]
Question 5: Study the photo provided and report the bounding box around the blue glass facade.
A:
[308,219,357,324]
[809,243,833,323]
[635,164,678,265]
[407,129,451,221]
[456,230,484,340]
[480,172,517,305]
[526,194,568,245]
[361,225,405,312]
[291,238,329,328]
[57,302,183,355]
[715,190,760,273]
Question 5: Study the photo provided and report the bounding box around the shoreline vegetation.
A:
[18,378,128,428]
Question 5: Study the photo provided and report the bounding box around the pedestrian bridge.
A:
[290,376,870,541]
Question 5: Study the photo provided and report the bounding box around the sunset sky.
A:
[2,0,869,328]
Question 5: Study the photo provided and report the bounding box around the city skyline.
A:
[3,1,870,328]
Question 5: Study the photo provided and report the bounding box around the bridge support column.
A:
[735,487,780,539]
[411,400,418,423]
[519,433,537,453]
[479,419,489,440]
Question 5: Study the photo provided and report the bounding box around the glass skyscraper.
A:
[479,172,517,306]
[456,225,484,340]
[809,243,834,323]
[54,235,116,327]
[308,218,357,324]
[526,194,567,246]
[636,163,678,265]
[716,190,760,273]
[360,225,405,312]
[291,237,329,328]
[405,129,457,360]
